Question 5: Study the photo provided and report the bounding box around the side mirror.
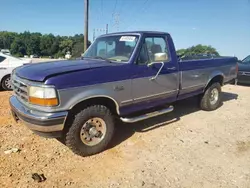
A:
[147,62,164,80]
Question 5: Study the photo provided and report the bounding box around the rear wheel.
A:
[65,105,115,157]
[1,75,12,91]
[200,82,222,111]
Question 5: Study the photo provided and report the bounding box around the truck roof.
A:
[100,31,170,37]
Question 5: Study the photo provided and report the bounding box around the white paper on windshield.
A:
[119,36,136,42]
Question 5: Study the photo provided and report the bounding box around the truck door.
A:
[131,34,179,108]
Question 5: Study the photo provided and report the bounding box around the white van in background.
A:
[0,53,32,90]
[0,49,11,55]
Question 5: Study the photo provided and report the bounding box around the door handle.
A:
[167,67,176,71]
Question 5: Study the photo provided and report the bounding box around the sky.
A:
[1,0,249,59]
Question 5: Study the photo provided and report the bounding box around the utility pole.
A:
[84,0,89,52]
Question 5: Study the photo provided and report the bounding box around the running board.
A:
[120,105,174,123]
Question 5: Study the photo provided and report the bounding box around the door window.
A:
[0,56,6,63]
[145,37,170,62]
[136,36,170,65]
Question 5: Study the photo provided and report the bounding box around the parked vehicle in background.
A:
[0,53,32,90]
[65,51,72,59]
[9,31,238,157]
[0,49,11,55]
[236,55,250,84]
[30,54,39,58]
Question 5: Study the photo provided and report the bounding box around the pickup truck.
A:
[9,31,238,157]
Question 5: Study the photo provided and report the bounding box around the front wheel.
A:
[65,105,115,157]
[200,82,222,111]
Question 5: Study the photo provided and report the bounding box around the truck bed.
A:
[177,56,237,100]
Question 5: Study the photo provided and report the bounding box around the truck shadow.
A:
[108,91,238,149]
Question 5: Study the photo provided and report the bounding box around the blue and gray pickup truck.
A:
[9,31,238,156]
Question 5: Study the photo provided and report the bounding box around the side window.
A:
[145,37,170,62]
[0,56,6,63]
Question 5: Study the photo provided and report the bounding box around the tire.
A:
[200,82,222,111]
[65,105,115,157]
[1,75,12,91]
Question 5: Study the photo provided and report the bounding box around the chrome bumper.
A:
[9,96,68,136]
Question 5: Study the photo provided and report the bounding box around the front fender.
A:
[57,80,132,115]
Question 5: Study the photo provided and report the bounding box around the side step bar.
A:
[120,105,174,123]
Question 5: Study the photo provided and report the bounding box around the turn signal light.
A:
[29,97,58,106]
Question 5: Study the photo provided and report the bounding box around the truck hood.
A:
[16,59,116,82]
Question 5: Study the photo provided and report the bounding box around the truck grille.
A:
[12,76,28,102]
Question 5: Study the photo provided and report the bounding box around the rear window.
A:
[0,56,6,63]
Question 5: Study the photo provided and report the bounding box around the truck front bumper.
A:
[9,96,68,138]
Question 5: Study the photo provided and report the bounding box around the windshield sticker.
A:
[119,36,136,42]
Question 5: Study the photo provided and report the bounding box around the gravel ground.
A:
[0,85,250,188]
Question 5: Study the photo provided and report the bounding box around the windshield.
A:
[0,53,22,60]
[83,35,139,62]
[242,55,250,64]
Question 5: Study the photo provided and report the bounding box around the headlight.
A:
[28,86,58,106]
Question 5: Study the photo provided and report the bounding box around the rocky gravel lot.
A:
[0,85,250,188]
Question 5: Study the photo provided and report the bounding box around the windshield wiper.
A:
[82,56,120,63]
[92,56,112,63]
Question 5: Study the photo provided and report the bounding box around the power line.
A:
[124,0,150,30]
[110,0,119,32]
[112,0,118,16]
[101,0,103,18]
[113,13,120,31]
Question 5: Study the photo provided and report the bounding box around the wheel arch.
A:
[204,72,224,91]
[69,95,120,116]
[1,74,11,83]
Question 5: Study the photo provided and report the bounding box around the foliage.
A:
[0,31,91,58]
[177,44,220,58]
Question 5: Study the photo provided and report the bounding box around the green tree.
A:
[0,31,17,49]
[177,44,220,58]
[0,30,91,57]
[10,38,26,56]
[59,38,73,55]
[72,42,84,57]
[40,34,55,56]
[26,32,41,55]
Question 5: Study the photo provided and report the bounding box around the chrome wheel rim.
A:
[210,88,219,105]
[4,77,12,89]
[80,117,107,146]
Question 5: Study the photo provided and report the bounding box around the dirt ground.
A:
[0,85,250,188]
